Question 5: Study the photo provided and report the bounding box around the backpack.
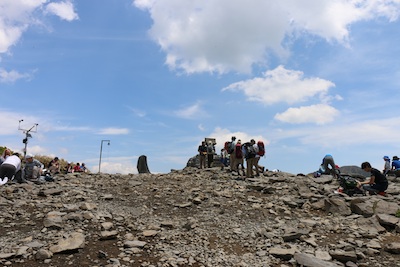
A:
[225,141,234,154]
[257,141,265,156]
[340,176,358,190]
[243,142,256,159]
[235,144,243,159]
[339,175,364,196]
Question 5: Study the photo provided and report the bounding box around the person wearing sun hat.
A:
[383,156,391,175]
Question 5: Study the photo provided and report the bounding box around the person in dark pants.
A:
[321,154,338,179]
[359,162,388,195]
[198,141,207,169]
[206,141,215,168]
[0,152,22,184]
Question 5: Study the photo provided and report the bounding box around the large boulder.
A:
[137,155,150,174]
[339,165,370,179]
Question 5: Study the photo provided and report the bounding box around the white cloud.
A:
[0,68,34,83]
[268,116,400,148]
[45,1,79,21]
[0,0,77,54]
[274,104,340,125]
[223,65,335,105]
[94,161,137,174]
[133,0,400,74]
[0,0,44,53]
[300,116,400,147]
[174,102,207,119]
[97,128,130,135]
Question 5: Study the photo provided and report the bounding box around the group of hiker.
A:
[316,154,390,196]
[197,139,394,197]
[382,155,400,175]
[0,148,88,185]
[198,136,265,178]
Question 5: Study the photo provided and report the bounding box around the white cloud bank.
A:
[133,0,400,74]
[222,65,335,105]
[274,104,339,125]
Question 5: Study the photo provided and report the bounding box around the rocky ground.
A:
[1,165,400,267]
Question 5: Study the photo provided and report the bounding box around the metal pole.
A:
[98,140,110,173]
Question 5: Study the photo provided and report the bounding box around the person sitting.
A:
[392,156,400,171]
[73,163,82,172]
[0,148,11,165]
[65,162,74,174]
[359,161,388,195]
[23,154,44,181]
[48,157,60,175]
[80,163,88,173]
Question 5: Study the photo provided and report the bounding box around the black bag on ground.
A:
[339,175,364,196]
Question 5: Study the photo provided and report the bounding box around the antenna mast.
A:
[18,120,38,158]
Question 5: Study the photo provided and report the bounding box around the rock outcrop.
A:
[1,167,400,266]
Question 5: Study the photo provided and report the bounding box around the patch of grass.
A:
[395,209,400,218]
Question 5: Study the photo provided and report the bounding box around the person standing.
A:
[244,140,256,178]
[197,141,207,169]
[229,136,237,172]
[206,141,215,168]
[252,140,261,177]
[220,148,228,170]
[0,152,22,185]
[383,156,391,175]
[235,140,245,176]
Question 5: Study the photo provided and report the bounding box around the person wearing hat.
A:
[392,156,400,171]
[383,156,391,175]
[23,154,44,181]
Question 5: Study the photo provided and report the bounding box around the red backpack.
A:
[224,141,233,154]
[257,141,265,156]
[235,143,243,159]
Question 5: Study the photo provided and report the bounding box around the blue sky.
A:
[1,0,400,174]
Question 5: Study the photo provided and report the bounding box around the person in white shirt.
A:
[0,153,22,185]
